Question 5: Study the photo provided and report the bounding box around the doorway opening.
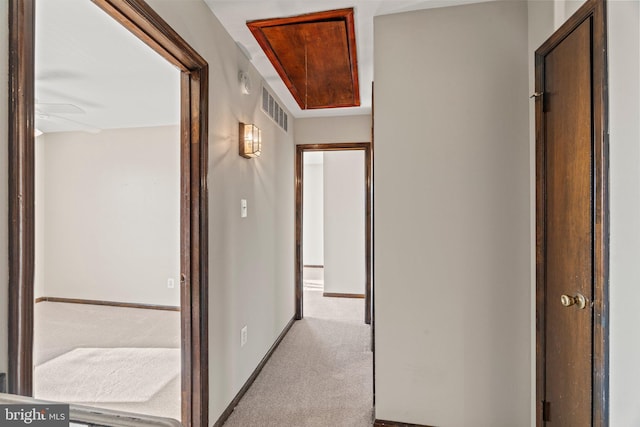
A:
[295,143,372,324]
[301,149,366,320]
[8,0,209,426]
[32,0,182,418]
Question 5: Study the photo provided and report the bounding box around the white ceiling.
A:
[35,0,179,134]
[34,0,487,135]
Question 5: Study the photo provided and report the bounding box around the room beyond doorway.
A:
[302,150,365,301]
[7,0,209,426]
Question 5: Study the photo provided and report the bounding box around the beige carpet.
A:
[222,288,373,426]
[35,347,180,403]
[34,302,181,420]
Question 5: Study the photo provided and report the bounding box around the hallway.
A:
[223,289,373,426]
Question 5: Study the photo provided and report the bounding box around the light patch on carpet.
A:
[34,347,180,403]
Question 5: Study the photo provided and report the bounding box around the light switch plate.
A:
[241,199,248,218]
[241,326,248,347]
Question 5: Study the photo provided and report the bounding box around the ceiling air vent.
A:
[262,86,288,132]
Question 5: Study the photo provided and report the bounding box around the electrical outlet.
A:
[241,326,248,347]
[167,278,175,289]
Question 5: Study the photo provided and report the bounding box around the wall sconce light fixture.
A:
[239,122,262,158]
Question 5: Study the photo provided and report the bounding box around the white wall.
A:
[554,0,586,28]
[0,0,9,377]
[295,115,371,145]
[374,2,530,425]
[146,1,295,422]
[302,160,324,266]
[35,126,180,306]
[323,151,366,295]
[607,1,640,425]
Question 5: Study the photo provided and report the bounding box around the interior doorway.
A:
[294,143,372,324]
[32,2,183,418]
[534,0,608,425]
[8,0,209,426]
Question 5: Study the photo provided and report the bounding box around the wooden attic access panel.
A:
[247,8,360,110]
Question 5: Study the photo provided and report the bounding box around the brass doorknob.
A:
[560,293,587,309]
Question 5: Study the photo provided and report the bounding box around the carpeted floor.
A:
[222,288,373,426]
[33,290,373,425]
[33,302,181,420]
[35,347,180,403]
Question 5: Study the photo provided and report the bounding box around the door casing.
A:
[294,143,373,324]
[535,0,609,425]
[7,1,210,426]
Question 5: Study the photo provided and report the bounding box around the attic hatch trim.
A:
[247,8,360,110]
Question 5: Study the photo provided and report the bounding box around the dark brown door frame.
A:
[8,1,210,426]
[295,143,373,324]
[535,0,608,425]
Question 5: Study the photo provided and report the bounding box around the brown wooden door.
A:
[543,18,593,426]
[535,0,608,426]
